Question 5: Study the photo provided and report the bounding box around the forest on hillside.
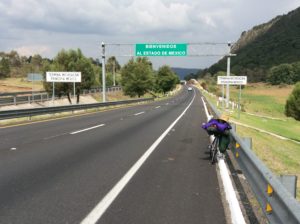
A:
[200,7,300,84]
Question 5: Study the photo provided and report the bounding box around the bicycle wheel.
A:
[209,138,216,160]
[210,137,219,164]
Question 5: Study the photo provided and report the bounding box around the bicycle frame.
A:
[209,136,220,164]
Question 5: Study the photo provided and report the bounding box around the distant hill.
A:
[171,67,201,80]
[201,7,300,82]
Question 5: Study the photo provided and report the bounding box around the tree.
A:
[285,82,300,120]
[100,74,114,87]
[0,58,10,78]
[43,49,96,103]
[156,65,179,94]
[121,57,154,97]
[267,64,295,85]
[292,61,300,83]
[106,56,121,73]
[7,50,21,67]
[31,54,43,69]
[105,56,121,86]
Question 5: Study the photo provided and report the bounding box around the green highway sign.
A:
[135,43,187,56]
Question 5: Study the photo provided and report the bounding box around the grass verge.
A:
[236,125,300,199]
[0,77,44,92]
[229,83,293,118]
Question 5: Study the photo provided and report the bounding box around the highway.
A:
[0,87,226,224]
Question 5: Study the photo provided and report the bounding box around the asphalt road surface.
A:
[0,86,226,224]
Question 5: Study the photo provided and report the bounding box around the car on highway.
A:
[188,87,193,91]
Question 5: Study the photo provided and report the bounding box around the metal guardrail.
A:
[0,94,50,106]
[0,90,46,97]
[0,98,154,120]
[0,86,122,96]
[0,87,122,106]
[205,98,300,224]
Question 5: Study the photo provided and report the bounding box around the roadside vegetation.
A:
[121,57,179,98]
[0,49,180,103]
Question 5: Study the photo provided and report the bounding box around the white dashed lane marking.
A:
[134,112,145,116]
[70,124,105,135]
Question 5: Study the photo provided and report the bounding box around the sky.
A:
[0,0,300,69]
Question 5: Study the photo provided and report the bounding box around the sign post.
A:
[46,71,82,104]
[102,42,106,102]
[238,85,242,119]
[52,82,55,103]
[226,42,236,108]
[217,76,247,119]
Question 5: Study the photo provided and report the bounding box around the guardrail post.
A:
[231,123,236,132]
[242,137,252,149]
[278,175,297,198]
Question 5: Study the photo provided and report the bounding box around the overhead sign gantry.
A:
[100,42,235,104]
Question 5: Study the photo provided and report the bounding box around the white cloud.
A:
[0,0,233,35]
[14,45,51,56]
[0,0,299,68]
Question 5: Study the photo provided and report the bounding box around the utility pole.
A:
[226,42,236,109]
[113,58,116,86]
[101,42,106,102]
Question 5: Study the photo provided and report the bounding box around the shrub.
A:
[285,82,300,120]
[268,64,295,85]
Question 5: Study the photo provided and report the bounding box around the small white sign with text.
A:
[46,72,81,83]
[217,76,247,85]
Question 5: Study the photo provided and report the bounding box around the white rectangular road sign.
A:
[217,76,247,85]
[46,72,81,83]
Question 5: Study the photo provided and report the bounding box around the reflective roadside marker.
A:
[266,203,273,214]
[236,152,239,158]
[267,184,274,196]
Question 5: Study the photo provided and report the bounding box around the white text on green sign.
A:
[135,44,187,57]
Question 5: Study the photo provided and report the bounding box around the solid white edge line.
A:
[134,111,145,116]
[201,97,212,120]
[80,92,196,224]
[70,124,105,135]
[201,96,246,224]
